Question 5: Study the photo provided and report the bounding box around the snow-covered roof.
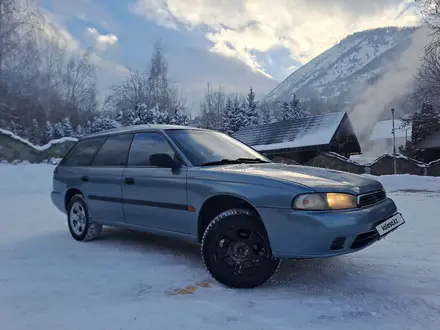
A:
[0,128,77,151]
[233,112,346,152]
[370,120,412,141]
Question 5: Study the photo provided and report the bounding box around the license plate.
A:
[376,213,405,236]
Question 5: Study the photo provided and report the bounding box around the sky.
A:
[38,0,421,113]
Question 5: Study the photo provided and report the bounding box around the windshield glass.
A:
[166,129,270,166]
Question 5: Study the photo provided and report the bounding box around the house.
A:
[364,119,411,157]
[415,129,440,163]
[232,111,361,163]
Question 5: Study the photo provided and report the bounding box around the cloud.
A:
[132,0,421,76]
[86,27,118,51]
[41,10,128,101]
[48,0,117,30]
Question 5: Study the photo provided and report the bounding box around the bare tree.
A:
[108,68,149,111]
[199,83,226,130]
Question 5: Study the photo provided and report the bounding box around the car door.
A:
[85,133,134,224]
[122,132,190,234]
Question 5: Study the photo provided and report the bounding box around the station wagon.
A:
[51,125,405,288]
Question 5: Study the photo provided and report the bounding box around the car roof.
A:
[80,124,208,140]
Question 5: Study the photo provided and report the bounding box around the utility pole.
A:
[391,108,397,174]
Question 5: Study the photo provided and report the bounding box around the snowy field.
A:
[1,164,440,330]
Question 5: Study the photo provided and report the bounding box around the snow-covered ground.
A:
[1,164,440,330]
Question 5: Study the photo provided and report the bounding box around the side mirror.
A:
[150,153,181,170]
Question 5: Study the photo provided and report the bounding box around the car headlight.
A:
[292,193,357,210]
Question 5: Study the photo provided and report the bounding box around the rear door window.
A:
[61,137,106,166]
[92,134,134,167]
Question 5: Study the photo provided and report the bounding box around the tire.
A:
[201,208,280,288]
[67,194,102,242]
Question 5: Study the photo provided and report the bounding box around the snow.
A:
[324,152,362,165]
[1,163,440,330]
[0,128,77,151]
[369,153,427,167]
[369,120,412,141]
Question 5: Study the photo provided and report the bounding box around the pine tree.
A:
[171,108,189,126]
[259,105,275,124]
[62,117,73,137]
[400,101,440,159]
[28,119,41,144]
[44,121,54,143]
[116,109,137,126]
[281,101,290,120]
[88,116,120,134]
[155,107,170,124]
[289,94,310,119]
[222,96,235,134]
[75,124,85,137]
[245,86,259,127]
[228,95,246,133]
[52,122,65,139]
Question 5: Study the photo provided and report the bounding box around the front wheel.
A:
[201,209,280,288]
[67,194,102,241]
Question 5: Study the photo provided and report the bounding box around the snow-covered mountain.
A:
[263,27,417,104]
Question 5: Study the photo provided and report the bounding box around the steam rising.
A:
[349,26,430,154]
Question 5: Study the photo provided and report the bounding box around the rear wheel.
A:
[67,194,102,241]
[201,209,280,288]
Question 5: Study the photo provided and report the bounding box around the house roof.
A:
[232,112,346,152]
[370,119,412,141]
[416,130,440,149]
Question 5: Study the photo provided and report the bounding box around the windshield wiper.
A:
[200,159,241,166]
[235,158,270,163]
[200,158,270,166]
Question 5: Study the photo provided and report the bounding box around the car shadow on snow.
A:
[97,228,383,293]
[10,227,395,294]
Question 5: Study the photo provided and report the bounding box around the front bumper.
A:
[257,197,400,259]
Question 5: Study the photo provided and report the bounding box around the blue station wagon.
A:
[51,125,405,288]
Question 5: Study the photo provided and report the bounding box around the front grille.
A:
[358,190,386,208]
[350,230,379,250]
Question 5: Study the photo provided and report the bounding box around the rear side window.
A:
[92,134,133,166]
[61,138,106,166]
[127,133,177,167]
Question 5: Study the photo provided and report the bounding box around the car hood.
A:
[200,163,383,195]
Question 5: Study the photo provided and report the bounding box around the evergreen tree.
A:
[281,101,290,120]
[259,106,275,124]
[28,119,41,144]
[88,116,120,134]
[116,109,137,126]
[75,124,85,137]
[245,86,259,126]
[400,101,440,159]
[62,117,73,137]
[171,108,189,126]
[44,121,54,143]
[52,122,65,139]
[289,94,310,119]
[155,107,170,124]
[230,95,246,133]
[222,96,235,134]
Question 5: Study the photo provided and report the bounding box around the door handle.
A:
[81,176,88,182]
[124,177,135,185]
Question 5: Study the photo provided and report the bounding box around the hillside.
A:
[263,27,417,104]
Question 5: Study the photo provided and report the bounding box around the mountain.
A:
[263,27,417,104]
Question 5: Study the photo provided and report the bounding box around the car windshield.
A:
[166,129,270,166]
